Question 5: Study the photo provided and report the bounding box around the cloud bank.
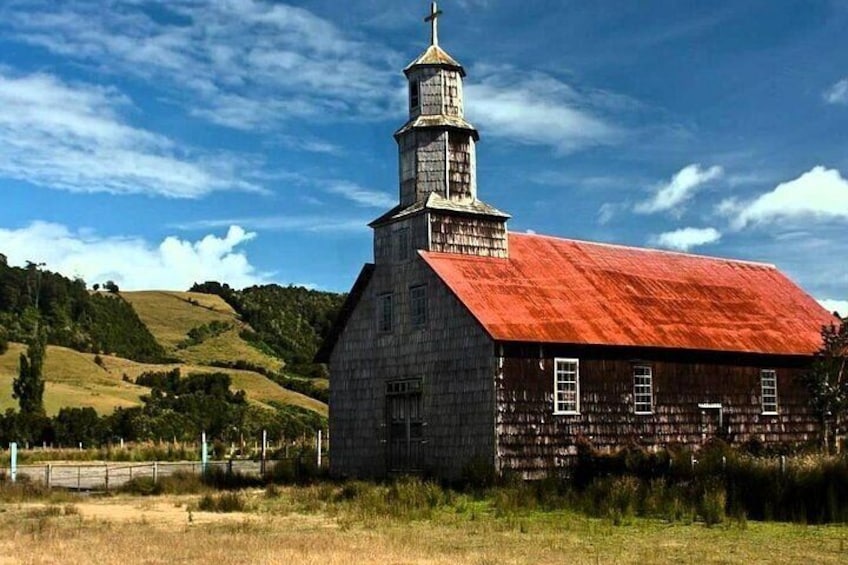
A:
[0,71,259,198]
[0,222,267,290]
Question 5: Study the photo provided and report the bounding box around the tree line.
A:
[189,281,345,378]
[0,260,167,362]
[1,367,325,448]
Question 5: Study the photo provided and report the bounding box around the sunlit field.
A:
[1,481,846,565]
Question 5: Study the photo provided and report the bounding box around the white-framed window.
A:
[554,358,580,414]
[633,365,653,414]
[396,228,409,262]
[377,292,393,333]
[761,369,778,415]
[409,79,420,110]
[409,284,427,328]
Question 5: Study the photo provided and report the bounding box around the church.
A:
[315,4,838,480]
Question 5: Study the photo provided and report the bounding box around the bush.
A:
[198,492,246,513]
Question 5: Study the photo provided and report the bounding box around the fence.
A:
[1,458,323,491]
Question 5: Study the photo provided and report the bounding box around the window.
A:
[409,285,427,328]
[396,228,409,262]
[633,365,653,414]
[554,358,580,414]
[409,80,420,110]
[377,292,393,333]
[761,369,778,414]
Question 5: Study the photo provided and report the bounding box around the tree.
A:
[0,324,8,355]
[13,333,46,417]
[801,318,848,453]
[104,280,120,293]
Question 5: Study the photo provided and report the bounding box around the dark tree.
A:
[0,324,8,355]
[104,280,120,293]
[801,318,848,453]
[13,334,47,417]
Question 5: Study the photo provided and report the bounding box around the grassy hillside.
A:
[121,291,283,373]
[0,343,326,417]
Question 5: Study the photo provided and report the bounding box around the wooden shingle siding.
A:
[329,255,496,480]
[429,214,508,258]
[447,134,475,201]
[495,349,817,479]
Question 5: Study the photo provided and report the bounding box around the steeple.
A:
[370,3,509,261]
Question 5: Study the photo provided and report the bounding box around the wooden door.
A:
[387,379,424,472]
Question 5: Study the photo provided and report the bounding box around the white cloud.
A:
[732,166,848,229]
[824,78,848,105]
[0,71,260,197]
[817,299,848,317]
[651,227,721,251]
[635,164,723,214]
[0,222,267,290]
[1,1,401,130]
[326,181,395,208]
[466,67,624,152]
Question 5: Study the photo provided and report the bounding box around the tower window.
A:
[377,292,393,333]
[409,285,427,328]
[409,80,420,110]
[396,228,409,261]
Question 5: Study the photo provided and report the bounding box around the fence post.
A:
[317,430,322,469]
[45,463,52,488]
[780,455,786,475]
[9,442,16,483]
[261,429,267,477]
[201,431,208,475]
[105,464,110,491]
[77,465,81,490]
[153,461,158,484]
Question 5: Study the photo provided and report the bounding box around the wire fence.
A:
[1,458,313,491]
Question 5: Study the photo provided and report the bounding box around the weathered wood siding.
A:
[329,256,496,480]
[373,216,428,265]
[448,133,476,202]
[429,213,508,258]
[496,345,818,479]
[407,67,464,118]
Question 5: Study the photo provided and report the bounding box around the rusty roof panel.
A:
[421,233,838,356]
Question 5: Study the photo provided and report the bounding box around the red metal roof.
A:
[420,233,838,356]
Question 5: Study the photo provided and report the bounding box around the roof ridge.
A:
[511,232,776,269]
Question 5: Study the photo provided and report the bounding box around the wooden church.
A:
[316,4,839,480]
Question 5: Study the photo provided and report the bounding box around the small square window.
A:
[633,365,653,414]
[554,358,580,414]
[761,369,778,414]
[410,285,427,328]
[377,292,393,333]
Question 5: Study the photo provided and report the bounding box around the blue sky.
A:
[0,0,846,314]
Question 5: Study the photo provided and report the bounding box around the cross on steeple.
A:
[425,2,443,47]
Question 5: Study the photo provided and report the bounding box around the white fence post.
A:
[317,430,322,468]
[9,442,16,483]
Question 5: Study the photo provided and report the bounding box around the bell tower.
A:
[370,2,509,262]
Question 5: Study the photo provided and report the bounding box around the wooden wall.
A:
[429,213,508,258]
[329,256,496,480]
[496,346,818,479]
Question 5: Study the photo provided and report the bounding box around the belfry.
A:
[369,1,510,261]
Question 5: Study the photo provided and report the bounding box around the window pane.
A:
[761,369,778,413]
[410,285,427,327]
[554,359,579,413]
[378,293,393,333]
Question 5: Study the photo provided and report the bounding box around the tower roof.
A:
[404,44,465,77]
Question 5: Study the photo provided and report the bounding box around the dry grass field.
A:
[0,486,846,564]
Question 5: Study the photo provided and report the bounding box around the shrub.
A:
[198,492,246,513]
